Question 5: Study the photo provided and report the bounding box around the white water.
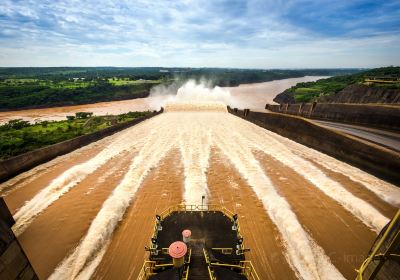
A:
[12,122,151,236]
[212,120,344,280]
[246,120,389,233]
[50,115,177,280]
[228,117,391,232]
[178,118,212,205]
[9,80,398,280]
[0,139,110,196]
[50,111,348,280]
[277,136,400,207]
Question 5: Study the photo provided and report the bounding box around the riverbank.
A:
[273,66,400,104]
[0,76,328,124]
[0,111,151,160]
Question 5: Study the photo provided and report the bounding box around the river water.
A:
[0,76,327,124]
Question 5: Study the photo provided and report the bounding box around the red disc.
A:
[168,241,187,258]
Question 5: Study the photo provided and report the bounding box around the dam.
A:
[0,96,399,279]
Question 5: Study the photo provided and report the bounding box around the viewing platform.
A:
[137,204,259,280]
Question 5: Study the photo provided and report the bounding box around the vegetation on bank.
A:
[0,67,360,110]
[276,66,400,103]
[0,111,150,160]
[0,78,158,110]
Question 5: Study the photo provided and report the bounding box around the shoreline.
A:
[0,76,328,124]
[0,92,150,113]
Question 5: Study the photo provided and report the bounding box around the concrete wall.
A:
[286,104,302,115]
[0,198,38,280]
[0,110,163,183]
[299,103,314,117]
[229,107,400,185]
[319,84,400,104]
[266,103,400,131]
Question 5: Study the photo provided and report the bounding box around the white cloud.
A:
[0,0,399,67]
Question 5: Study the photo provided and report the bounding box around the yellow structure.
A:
[356,210,400,280]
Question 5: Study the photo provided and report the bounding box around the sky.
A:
[0,0,399,68]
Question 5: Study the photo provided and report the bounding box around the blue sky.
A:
[0,0,399,68]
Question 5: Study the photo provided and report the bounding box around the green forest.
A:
[0,78,157,110]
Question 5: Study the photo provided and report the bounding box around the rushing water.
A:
[1,80,398,280]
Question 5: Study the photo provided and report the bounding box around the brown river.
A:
[0,76,327,124]
[1,76,399,280]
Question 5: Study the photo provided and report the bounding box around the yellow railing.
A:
[207,261,260,280]
[356,209,400,280]
[204,248,215,280]
[149,204,244,252]
[203,247,211,264]
[137,261,156,280]
[239,261,261,280]
[140,204,254,280]
[137,249,191,280]
[182,264,190,280]
[203,247,260,280]
[208,266,216,280]
[158,204,236,220]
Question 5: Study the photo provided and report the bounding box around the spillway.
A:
[1,103,399,280]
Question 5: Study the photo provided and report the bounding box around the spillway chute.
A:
[164,101,228,112]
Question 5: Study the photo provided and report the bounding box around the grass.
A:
[108,78,161,86]
[0,111,151,160]
[1,79,95,89]
[289,79,354,103]
[2,77,162,89]
[4,78,38,84]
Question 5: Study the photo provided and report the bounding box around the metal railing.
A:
[137,249,191,280]
[203,247,260,280]
[139,204,254,280]
[239,261,261,280]
[149,204,244,252]
[137,261,156,280]
[158,204,236,220]
[356,209,400,280]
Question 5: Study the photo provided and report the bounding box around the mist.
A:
[146,79,243,111]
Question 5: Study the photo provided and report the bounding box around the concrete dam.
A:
[0,88,399,279]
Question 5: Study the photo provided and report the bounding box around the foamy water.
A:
[230,122,390,232]
[50,115,177,279]
[4,80,398,280]
[12,122,152,236]
[212,125,344,279]
[280,138,400,207]
[178,121,212,205]
[44,111,395,279]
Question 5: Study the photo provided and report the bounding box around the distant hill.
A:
[273,66,400,104]
[0,67,361,86]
